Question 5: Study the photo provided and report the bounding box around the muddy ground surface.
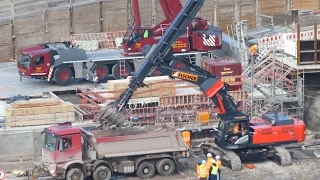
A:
[3,154,320,180]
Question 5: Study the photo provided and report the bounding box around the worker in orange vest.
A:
[206,153,213,168]
[248,44,258,55]
[215,155,222,180]
[233,123,240,134]
[182,127,191,157]
[198,160,209,180]
[196,159,203,177]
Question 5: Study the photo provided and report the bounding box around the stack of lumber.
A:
[5,98,75,127]
[107,76,176,98]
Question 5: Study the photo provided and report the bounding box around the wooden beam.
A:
[315,24,318,64]
[99,0,103,32]
[11,0,16,60]
[151,0,156,26]
[297,23,301,65]
[44,0,49,42]
[68,0,73,35]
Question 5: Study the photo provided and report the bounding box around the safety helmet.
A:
[212,159,216,164]
[202,160,206,164]
[216,155,220,160]
[207,153,212,157]
[199,159,203,164]
[254,44,257,48]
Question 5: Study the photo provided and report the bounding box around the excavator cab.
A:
[215,114,251,149]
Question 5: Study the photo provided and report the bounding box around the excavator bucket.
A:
[97,103,129,128]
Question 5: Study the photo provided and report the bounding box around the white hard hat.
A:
[207,153,212,157]
[202,160,206,164]
[216,155,220,160]
[212,159,216,164]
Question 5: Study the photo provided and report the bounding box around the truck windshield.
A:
[43,132,58,152]
[123,27,133,41]
[18,54,31,68]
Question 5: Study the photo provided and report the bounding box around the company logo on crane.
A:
[172,71,198,81]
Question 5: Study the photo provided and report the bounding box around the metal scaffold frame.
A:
[242,47,305,120]
[76,76,244,130]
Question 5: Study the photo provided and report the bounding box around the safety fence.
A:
[258,28,320,49]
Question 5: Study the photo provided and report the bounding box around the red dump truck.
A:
[34,123,188,180]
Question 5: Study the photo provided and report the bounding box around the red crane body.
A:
[122,0,222,56]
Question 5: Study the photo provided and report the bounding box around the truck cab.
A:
[41,123,84,179]
[18,49,52,79]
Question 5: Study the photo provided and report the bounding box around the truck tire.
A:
[66,168,84,180]
[93,165,111,180]
[155,158,176,176]
[54,66,72,85]
[136,161,155,179]
[92,64,109,83]
[112,63,132,80]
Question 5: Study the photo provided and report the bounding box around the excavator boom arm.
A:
[98,0,239,127]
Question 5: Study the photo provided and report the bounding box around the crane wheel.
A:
[93,165,111,180]
[92,64,109,83]
[155,158,175,176]
[53,66,73,85]
[66,168,84,180]
[136,161,155,179]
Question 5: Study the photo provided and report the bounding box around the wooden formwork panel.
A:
[0,21,12,62]
[49,7,70,42]
[154,0,165,25]
[198,0,213,23]
[14,13,45,49]
[291,0,319,10]
[139,0,152,26]
[260,0,285,14]
[6,112,75,127]
[73,3,100,34]
[103,0,127,31]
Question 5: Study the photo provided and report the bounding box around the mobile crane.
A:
[98,0,306,171]
[121,0,222,56]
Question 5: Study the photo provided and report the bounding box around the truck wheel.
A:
[92,64,109,83]
[66,168,84,180]
[136,161,155,179]
[54,66,72,85]
[93,165,111,180]
[155,158,176,176]
[112,63,132,79]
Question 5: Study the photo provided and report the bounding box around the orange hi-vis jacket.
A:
[198,164,209,178]
[216,159,222,169]
[206,157,213,169]
[248,45,257,55]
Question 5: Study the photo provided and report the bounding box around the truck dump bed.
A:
[89,126,188,158]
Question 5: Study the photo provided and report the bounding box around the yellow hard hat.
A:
[254,44,257,48]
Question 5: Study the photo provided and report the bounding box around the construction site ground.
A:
[2,62,320,179]
[3,154,320,180]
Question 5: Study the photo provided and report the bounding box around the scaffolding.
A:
[242,48,304,120]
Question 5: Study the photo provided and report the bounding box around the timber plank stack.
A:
[107,76,176,98]
[5,98,75,127]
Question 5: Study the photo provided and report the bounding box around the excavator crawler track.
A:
[273,146,292,166]
[203,143,242,171]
